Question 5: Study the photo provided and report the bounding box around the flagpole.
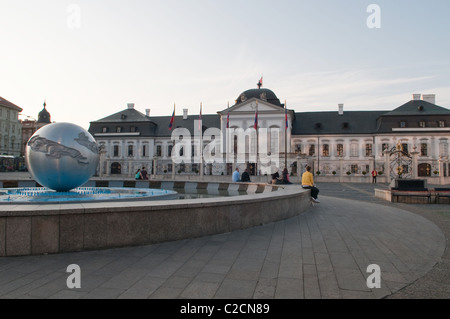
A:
[256,100,259,177]
[200,102,204,179]
[285,100,288,170]
[172,103,176,180]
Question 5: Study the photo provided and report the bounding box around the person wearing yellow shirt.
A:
[302,166,320,203]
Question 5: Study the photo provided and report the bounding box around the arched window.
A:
[111,162,121,174]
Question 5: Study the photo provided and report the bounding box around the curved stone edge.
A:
[0,183,310,257]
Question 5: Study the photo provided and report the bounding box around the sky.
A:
[1,0,450,130]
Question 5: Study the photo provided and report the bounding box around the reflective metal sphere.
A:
[26,123,100,192]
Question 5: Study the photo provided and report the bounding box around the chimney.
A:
[127,103,135,110]
[183,109,188,120]
[338,104,344,116]
[145,109,150,117]
[422,94,436,105]
[412,94,421,101]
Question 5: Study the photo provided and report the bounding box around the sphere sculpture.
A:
[26,122,100,192]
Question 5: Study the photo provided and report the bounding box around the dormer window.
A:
[400,121,406,128]
[315,123,322,130]
[102,127,108,133]
[342,122,349,129]
[439,121,445,128]
[419,121,426,128]
[116,126,122,133]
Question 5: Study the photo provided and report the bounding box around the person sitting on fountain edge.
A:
[241,169,251,182]
[232,167,241,182]
[301,166,320,203]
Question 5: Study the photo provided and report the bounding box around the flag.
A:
[198,103,202,131]
[226,112,230,129]
[168,105,175,131]
[258,76,263,87]
[254,104,258,129]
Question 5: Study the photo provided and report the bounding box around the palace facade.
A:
[88,88,450,181]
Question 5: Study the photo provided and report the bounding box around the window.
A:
[142,145,147,157]
[365,144,373,157]
[128,145,134,157]
[113,145,119,157]
[168,164,173,172]
[419,121,426,128]
[116,126,122,133]
[350,143,358,157]
[270,130,278,154]
[439,121,445,128]
[156,145,162,157]
[102,127,108,133]
[192,164,199,173]
[168,145,173,157]
[130,126,138,132]
[420,143,428,156]
[440,143,449,157]
[400,121,406,128]
[295,144,302,154]
[337,144,344,157]
[382,143,389,153]
[402,143,409,154]
[322,144,329,157]
[308,144,315,156]
[351,165,359,174]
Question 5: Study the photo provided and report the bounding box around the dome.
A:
[37,102,51,124]
[235,88,283,107]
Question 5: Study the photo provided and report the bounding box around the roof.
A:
[0,96,23,112]
[89,112,221,138]
[150,114,221,137]
[37,106,51,124]
[292,111,388,135]
[234,88,283,108]
[93,108,153,123]
[383,100,450,116]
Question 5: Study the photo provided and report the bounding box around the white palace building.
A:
[88,86,450,184]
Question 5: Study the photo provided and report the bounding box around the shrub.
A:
[346,171,351,175]
[332,171,337,175]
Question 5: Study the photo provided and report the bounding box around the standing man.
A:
[141,167,148,180]
[371,169,377,184]
[232,168,241,182]
[302,166,320,203]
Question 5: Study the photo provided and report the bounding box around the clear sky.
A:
[1,0,449,130]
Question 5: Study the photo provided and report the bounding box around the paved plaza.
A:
[0,181,449,299]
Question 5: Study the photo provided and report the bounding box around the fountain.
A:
[0,123,309,257]
[0,122,177,203]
